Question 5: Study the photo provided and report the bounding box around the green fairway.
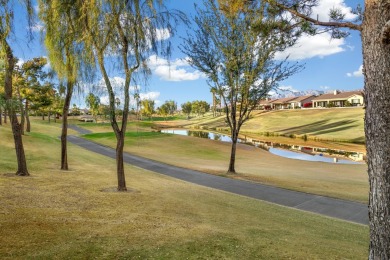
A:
[0,119,369,259]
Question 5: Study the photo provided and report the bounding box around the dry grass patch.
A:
[0,118,369,259]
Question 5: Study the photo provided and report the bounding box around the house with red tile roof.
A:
[287,94,315,109]
[312,90,364,108]
[270,97,296,110]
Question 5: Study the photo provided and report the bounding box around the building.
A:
[270,97,296,110]
[312,90,364,108]
[287,94,315,109]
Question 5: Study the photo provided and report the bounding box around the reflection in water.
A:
[161,129,365,164]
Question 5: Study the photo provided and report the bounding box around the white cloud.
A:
[274,32,345,60]
[320,86,331,90]
[156,28,171,41]
[147,55,204,81]
[311,0,358,21]
[278,85,298,92]
[16,59,25,67]
[347,65,363,77]
[31,23,44,32]
[140,91,160,101]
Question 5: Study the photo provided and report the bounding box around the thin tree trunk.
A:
[363,2,390,258]
[4,108,7,124]
[61,83,73,170]
[116,132,126,191]
[228,129,238,173]
[3,40,29,176]
[0,107,2,125]
[20,105,25,135]
[48,111,51,123]
[25,100,31,132]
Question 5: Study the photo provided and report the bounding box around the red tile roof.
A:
[312,91,363,101]
[288,94,315,103]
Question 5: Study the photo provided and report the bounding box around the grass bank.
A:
[0,120,368,259]
[157,107,365,144]
[83,125,368,203]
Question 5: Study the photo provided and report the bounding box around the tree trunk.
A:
[20,105,25,135]
[228,129,238,173]
[61,83,73,170]
[0,107,2,125]
[4,108,7,124]
[116,132,127,191]
[42,114,45,120]
[3,40,29,176]
[48,111,51,123]
[362,2,390,258]
[25,100,31,132]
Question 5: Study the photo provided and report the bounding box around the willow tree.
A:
[39,0,91,170]
[80,0,184,191]
[182,0,301,173]
[0,0,33,176]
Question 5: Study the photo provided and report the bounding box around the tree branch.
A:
[272,1,362,31]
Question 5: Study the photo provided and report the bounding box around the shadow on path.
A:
[67,134,368,225]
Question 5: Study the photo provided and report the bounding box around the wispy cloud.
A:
[347,65,363,77]
[274,32,345,60]
[147,55,205,82]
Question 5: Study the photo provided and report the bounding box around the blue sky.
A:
[12,0,364,108]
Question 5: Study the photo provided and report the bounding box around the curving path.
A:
[67,126,368,225]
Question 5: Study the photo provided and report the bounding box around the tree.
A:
[245,0,388,257]
[79,0,184,191]
[182,0,300,173]
[191,100,210,117]
[157,103,169,121]
[20,57,49,131]
[181,101,192,119]
[85,93,100,122]
[164,100,177,115]
[0,0,33,176]
[210,86,217,117]
[39,0,90,170]
[141,99,155,120]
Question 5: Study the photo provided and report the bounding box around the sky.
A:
[11,0,364,109]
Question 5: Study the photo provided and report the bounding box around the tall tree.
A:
[0,0,33,176]
[79,0,184,191]
[182,0,300,173]
[157,103,169,120]
[20,57,48,132]
[141,99,155,120]
[242,0,387,257]
[39,1,90,170]
[85,92,100,122]
[181,101,192,119]
[164,100,177,115]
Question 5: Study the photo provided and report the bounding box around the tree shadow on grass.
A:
[277,119,358,136]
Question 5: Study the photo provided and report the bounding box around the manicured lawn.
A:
[162,107,365,144]
[84,127,368,203]
[0,120,368,259]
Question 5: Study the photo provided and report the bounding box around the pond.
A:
[161,129,365,165]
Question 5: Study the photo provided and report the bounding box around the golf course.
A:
[0,108,369,259]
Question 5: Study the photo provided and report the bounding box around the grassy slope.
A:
[162,107,365,144]
[83,126,368,203]
[0,119,369,259]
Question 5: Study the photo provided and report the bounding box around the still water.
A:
[161,129,365,165]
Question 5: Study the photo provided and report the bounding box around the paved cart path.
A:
[67,129,368,225]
